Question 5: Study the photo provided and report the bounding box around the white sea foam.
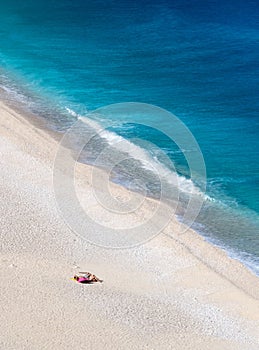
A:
[65,107,207,198]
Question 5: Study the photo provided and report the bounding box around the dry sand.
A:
[0,100,259,349]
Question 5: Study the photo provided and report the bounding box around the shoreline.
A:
[2,89,259,276]
[0,98,259,348]
[2,87,259,276]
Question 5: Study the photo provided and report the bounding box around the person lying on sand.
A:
[73,272,103,283]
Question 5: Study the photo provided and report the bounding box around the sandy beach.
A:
[0,99,259,349]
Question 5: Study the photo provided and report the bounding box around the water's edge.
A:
[1,82,258,277]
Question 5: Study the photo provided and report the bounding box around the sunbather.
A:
[73,272,103,283]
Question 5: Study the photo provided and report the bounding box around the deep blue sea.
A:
[0,1,258,271]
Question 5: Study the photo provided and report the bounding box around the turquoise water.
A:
[0,1,258,271]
